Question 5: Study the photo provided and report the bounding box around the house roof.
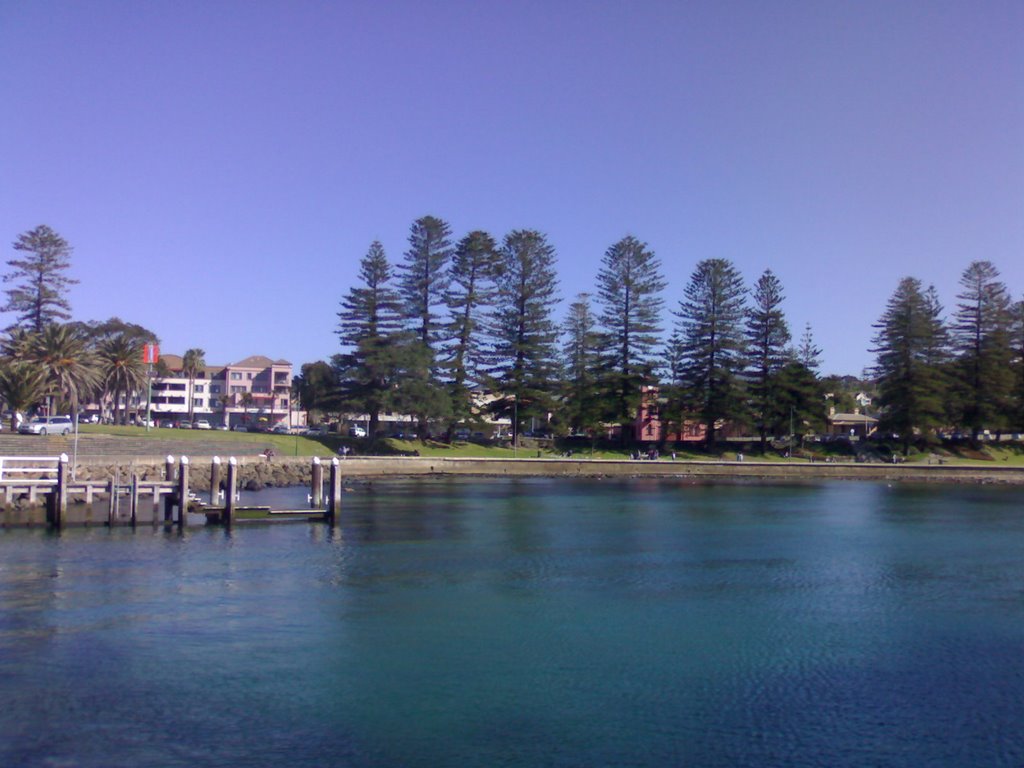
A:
[229,355,291,369]
[158,353,288,375]
[828,413,878,425]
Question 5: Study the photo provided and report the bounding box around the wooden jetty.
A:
[0,454,345,529]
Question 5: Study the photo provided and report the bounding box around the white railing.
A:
[0,456,62,482]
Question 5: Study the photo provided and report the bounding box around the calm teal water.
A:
[2,478,1024,767]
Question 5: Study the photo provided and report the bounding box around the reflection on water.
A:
[2,478,1024,767]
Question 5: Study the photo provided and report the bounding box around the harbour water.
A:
[2,478,1023,767]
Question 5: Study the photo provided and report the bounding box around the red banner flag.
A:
[143,344,160,364]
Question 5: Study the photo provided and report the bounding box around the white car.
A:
[348,425,367,438]
[19,416,73,435]
[194,419,212,430]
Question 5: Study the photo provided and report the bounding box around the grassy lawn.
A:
[79,424,335,457]
[72,425,1024,466]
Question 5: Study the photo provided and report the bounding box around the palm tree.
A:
[181,348,206,424]
[97,334,146,425]
[0,361,48,430]
[238,391,254,427]
[1,327,36,361]
[29,324,100,418]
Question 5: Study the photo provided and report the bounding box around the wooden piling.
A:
[108,470,118,525]
[328,457,342,525]
[311,457,323,509]
[224,457,237,527]
[163,455,175,522]
[177,456,190,528]
[130,472,139,526]
[210,456,222,505]
[53,453,69,529]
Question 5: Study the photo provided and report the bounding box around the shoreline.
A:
[325,455,1024,484]
[2,455,1022,527]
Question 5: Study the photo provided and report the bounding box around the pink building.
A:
[149,354,296,428]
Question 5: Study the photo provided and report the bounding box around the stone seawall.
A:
[329,456,1024,484]
[53,454,1024,487]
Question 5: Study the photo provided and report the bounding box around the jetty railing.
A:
[0,455,61,481]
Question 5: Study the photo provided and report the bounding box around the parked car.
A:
[194,419,212,430]
[232,424,248,432]
[19,416,73,436]
[271,425,289,434]
[348,425,367,438]
[453,428,472,440]
[177,420,192,429]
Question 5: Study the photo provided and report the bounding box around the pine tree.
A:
[674,258,747,446]
[335,241,405,438]
[561,293,602,435]
[771,360,825,441]
[744,270,791,453]
[397,215,453,346]
[4,225,78,333]
[1010,300,1024,431]
[395,215,454,436]
[871,277,949,454]
[594,235,666,441]
[487,230,560,442]
[797,322,822,371]
[444,230,499,432]
[952,260,1013,441]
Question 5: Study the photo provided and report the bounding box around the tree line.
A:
[314,215,840,448]
[873,261,1024,453]
[317,215,1024,450]
[5,222,1021,453]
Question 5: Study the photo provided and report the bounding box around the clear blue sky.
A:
[2,0,1021,376]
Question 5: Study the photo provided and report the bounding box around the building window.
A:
[211,385,221,394]
[247,372,253,380]
[253,385,268,394]
[230,372,242,380]
[230,386,245,394]
[210,399,220,408]
[194,384,204,393]
[194,398,204,407]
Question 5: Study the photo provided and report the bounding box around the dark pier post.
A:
[177,456,190,529]
[163,455,175,522]
[311,456,323,509]
[52,453,69,529]
[130,471,139,527]
[328,457,342,526]
[210,456,222,505]
[224,457,237,527]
